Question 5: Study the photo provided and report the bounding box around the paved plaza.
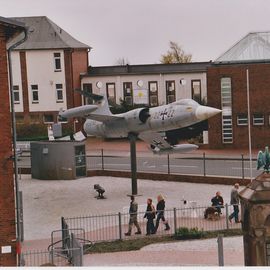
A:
[20,173,245,266]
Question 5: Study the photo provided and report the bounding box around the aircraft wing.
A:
[139,131,198,154]
[59,105,124,122]
[87,113,124,122]
[59,105,98,120]
[139,132,172,150]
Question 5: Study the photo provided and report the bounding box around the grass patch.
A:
[85,229,242,254]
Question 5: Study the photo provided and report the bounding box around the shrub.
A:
[175,227,205,240]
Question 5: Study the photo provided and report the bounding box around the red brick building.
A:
[0,16,25,266]
[208,32,270,149]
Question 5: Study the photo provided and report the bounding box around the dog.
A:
[204,206,221,220]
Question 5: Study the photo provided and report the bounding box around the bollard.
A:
[217,234,224,266]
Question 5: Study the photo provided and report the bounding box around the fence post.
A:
[101,149,104,170]
[118,212,122,240]
[241,154,244,179]
[217,234,224,266]
[203,152,206,176]
[173,208,177,234]
[167,154,170,175]
[225,203,229,230]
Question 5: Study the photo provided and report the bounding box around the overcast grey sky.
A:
[1,0,270,66]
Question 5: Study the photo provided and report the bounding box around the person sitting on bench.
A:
[94,184,105,199]
[211,191,224,214]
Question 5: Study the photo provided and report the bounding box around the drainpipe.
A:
[7,28,28,256]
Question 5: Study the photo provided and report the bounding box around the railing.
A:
[86,150,259,179]
[20,247,82,267]
[63,203,241,243]
[17,149,261,179]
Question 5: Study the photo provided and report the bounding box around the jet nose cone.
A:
[195,106,222,120]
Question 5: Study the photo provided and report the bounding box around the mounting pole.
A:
[128,133,138,195]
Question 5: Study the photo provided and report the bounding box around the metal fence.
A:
[63,203,241,243]
[86,150,260,179]
[20,247,82,267]
[17,148,260,179]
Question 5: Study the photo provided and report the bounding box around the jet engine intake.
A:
[125,108,151,131]
[139,108,150,123]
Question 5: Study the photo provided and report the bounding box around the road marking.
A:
[232,167,256,170]
[162,165,198,168]
[97,163,130,167]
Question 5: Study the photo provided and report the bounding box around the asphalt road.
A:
[86,155,261,179]
[17,154,261,179]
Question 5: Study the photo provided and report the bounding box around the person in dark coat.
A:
[144,198,156,235]
[154,194,170,233]
[229,183,240,223]
[211,191,224,214]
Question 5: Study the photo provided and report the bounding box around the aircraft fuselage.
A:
[83,99,217,138]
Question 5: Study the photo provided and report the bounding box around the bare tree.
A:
[115,57,130,65]
[160,41,192,64]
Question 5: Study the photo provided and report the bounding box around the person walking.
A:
[144,198,156,235]
[229,183,240,223]
[125,195,141,236]
[154,194,170,233]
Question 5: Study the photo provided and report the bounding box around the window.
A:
[237,114,248,126]
[106,83,116,105]
[56,83,63,102]
[54,52,61,71]
[123,82,133,105]
[191,80,201,103]
[253,113,264,125]
[221,78,233,143]
[148,81,158,107]
[43,114,54,123]
[82,83,93,104]
[13,85,20,104]
[166,81,175,104]
[222,115,233,143]
[31,84,39,103]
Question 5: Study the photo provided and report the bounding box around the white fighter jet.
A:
[59,92,221,155]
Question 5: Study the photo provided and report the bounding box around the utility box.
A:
[239,173,270,266]
[31,141,86,180]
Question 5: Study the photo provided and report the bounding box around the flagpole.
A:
[246,69,253,180]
